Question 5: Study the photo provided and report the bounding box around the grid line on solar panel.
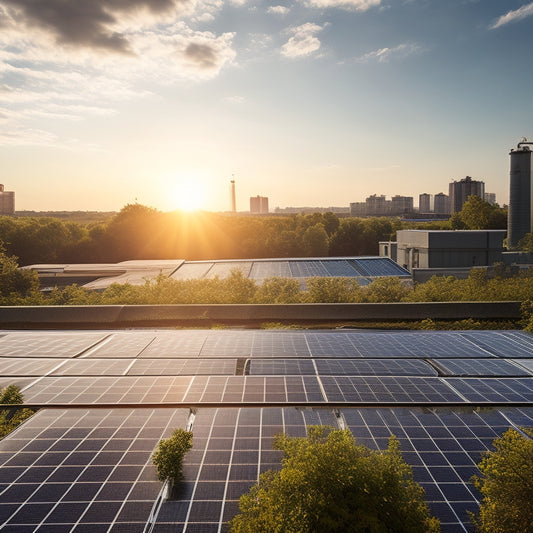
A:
[0,408,189,530]
[433,359,530,377]
[460,332,533,358]
[513,359,533,374]
[445,378,533,403]
[0,332,109,357]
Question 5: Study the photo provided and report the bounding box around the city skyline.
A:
[1,1,532,211]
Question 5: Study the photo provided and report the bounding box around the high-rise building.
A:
[419,193,432,213]
[508,139,533,248]
[484,192,496,205]
[434,193,450,215]
[391,195,413,214]
[0,184,15,215]
[250,195,269,214]
[230,180,236,213]
[449,176,485,213]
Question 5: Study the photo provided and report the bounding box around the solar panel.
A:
[320,260,360,277]
[0,333,108,358]
[0,358,65,377]
[204,262,253,279]
[351,258,410,277]
[200,332,254,357]
[128,359,237,376]
[249,261,291,279]
[0,408,189,531]
[461,332,533,358]
[514,359,533,374]
[248,359,315,375]
[85,332,156,358]
[446,378,533,403]
[138,332,208,358]
[433,359,530,377]
[322,376,464,403]
[289,261,329,277]
[251,332,310,357]
[315,358,437,376]
[170,262,213,280]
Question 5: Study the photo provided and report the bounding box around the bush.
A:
[229,425,440,533]
[471,428,533,533]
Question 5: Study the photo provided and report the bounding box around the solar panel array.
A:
[170,257,410,282]
[0,328,531,533]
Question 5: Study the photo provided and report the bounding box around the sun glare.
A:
[173,181,207,212]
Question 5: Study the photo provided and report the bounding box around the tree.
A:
[0,385,34,439]
[152,427,193,496]
[229,425,440,533]
[471,428,533,533]
[517,233,533,253]
[0,246,41,304]
[451,197,508,230]
[302,223,329,257]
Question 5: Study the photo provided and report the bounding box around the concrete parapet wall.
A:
[0,302,522,328]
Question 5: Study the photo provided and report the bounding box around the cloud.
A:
[356,43,422,63]
[281,23,323,58]
[490,2,533,29]
[300,0,381,11]
[268,6,290,15]
[1,0,191,54]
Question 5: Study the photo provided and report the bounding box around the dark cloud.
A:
[2,0,185,54]
[184,43,218,69]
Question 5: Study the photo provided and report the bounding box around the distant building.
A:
[349,194,414,217]
[433,193,450,214]
[0,184,15,215]
[484,192,496,205]
[449,176,485,213]
[419,193,432,214]
[250,195,269,214]
[508,140,533,248]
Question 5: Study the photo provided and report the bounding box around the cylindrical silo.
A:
[508,144,533,248]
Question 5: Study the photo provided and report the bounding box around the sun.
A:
[173,181,207,212]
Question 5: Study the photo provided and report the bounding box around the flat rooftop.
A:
[0,328,532,531]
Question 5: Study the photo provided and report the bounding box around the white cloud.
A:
[281,23,323,58]
[356,43,422,63]
[490,2,533,29]
[301,0,381,11]
[268,5,290,15]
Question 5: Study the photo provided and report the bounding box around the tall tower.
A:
[230,179,236,213]
[508,138,533,248]
[449,176,485,213]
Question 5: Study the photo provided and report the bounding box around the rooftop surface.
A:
[0,328,532,532]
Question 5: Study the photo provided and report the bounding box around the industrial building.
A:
[249,195,269,214]
[0,184,15,215]
[434,192,450,214]
[380,230,506,272]
[350,194,414,217]
[449,176,485,214]
[508,139,533,248]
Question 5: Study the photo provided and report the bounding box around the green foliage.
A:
[471,428,533,533]
[0,385,35,439]
[451,196,507,230]
[254,278,303,304]
[230,425,440,533]
[305,277,362,303]
[517,233,533,252]
[152,427,193,484]
[363,277,411,303]
[0,247,42,304]
[302,223,329,256]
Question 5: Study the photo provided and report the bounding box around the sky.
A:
[1,0,533,212]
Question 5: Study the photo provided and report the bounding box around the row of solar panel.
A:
[3,375,531,405]
[1,357,531,378]
[1,406,532,532]
[170,258,410,281]
[0,330,531,358]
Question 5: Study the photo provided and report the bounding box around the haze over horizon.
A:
[1,0,532,212]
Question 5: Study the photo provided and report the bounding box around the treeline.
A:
[0,197,508,266]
